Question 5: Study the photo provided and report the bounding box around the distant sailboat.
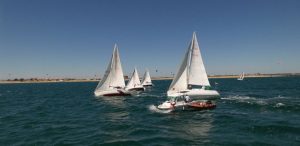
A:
[166,32,220,99]
[94,44,131,96]
[237,72,245,81]
[141,69,152,87]
[125,68,145,91]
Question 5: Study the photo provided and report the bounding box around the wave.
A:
[274,103,285,108]
[221,95,290,107]
[221,96,256,101]
[148,105,173,114]
[138,93,165,98]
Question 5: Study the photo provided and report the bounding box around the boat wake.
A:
[221,95,289,107]
[148,105,173,114]
[274,102,285,107]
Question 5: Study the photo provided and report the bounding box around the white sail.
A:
[168,48,189,92]
[126,68,142,89]
[165,32,219,99]
[168,32,212,93]
[238,72,245,80]
[95,44,125,92]
[188,32,210,86]
[141,69,152,85]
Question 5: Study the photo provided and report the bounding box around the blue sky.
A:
[0,0,299,79]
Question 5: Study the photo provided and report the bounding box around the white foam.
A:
[141,94,164,98]
[222,95,291,107]
[273,95,290,99]
[274,103,285,107]
[221,95,256,101]
[256,100,268,105]
[222,95,269,106]
[148,105,173,114]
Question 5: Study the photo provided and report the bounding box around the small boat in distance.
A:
[125,68,145,91]
[237,72,245,81]
[141,69,152,87]
[94,44,131,96]
[166,32,220,100]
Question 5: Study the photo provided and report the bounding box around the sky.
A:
[0,0,300,79]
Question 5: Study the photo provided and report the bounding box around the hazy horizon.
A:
[1,0,300,80]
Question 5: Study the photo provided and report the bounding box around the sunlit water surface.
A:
[0,77,299,145]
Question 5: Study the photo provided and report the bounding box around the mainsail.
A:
[141,69,152,85]
[95,44,126,92]
[188,32,210,86]
[168,32,210,92]
[126,68,142,89]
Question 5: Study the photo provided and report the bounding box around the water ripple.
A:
[0,78,299,145]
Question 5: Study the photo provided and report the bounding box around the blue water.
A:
[0,77,300,145]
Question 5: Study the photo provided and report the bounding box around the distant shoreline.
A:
[1,74,299,84]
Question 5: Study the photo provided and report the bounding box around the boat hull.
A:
[157,100,216,111]
[167,89,220,100]
[94,89,131,97]
[187,101,216,110]
[157,101,186,110]
[127,87,145,91]
[125,85,145,92]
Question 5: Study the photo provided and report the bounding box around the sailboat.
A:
[94,44,131,96]
[125,68,145,91]
[168,32,219,96]
[158,32,219,110]
[237,72,245,80]
[141,69,152,87]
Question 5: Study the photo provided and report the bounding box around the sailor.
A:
[170,100,176,109]
[184,95,190,103]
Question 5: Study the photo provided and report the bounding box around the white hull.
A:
[167,89,220,100]
[94,88,131,96]
[157,100,186,110]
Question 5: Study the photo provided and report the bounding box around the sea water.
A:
[0,77,299,145]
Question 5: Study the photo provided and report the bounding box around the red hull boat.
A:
[187,101,216,110]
